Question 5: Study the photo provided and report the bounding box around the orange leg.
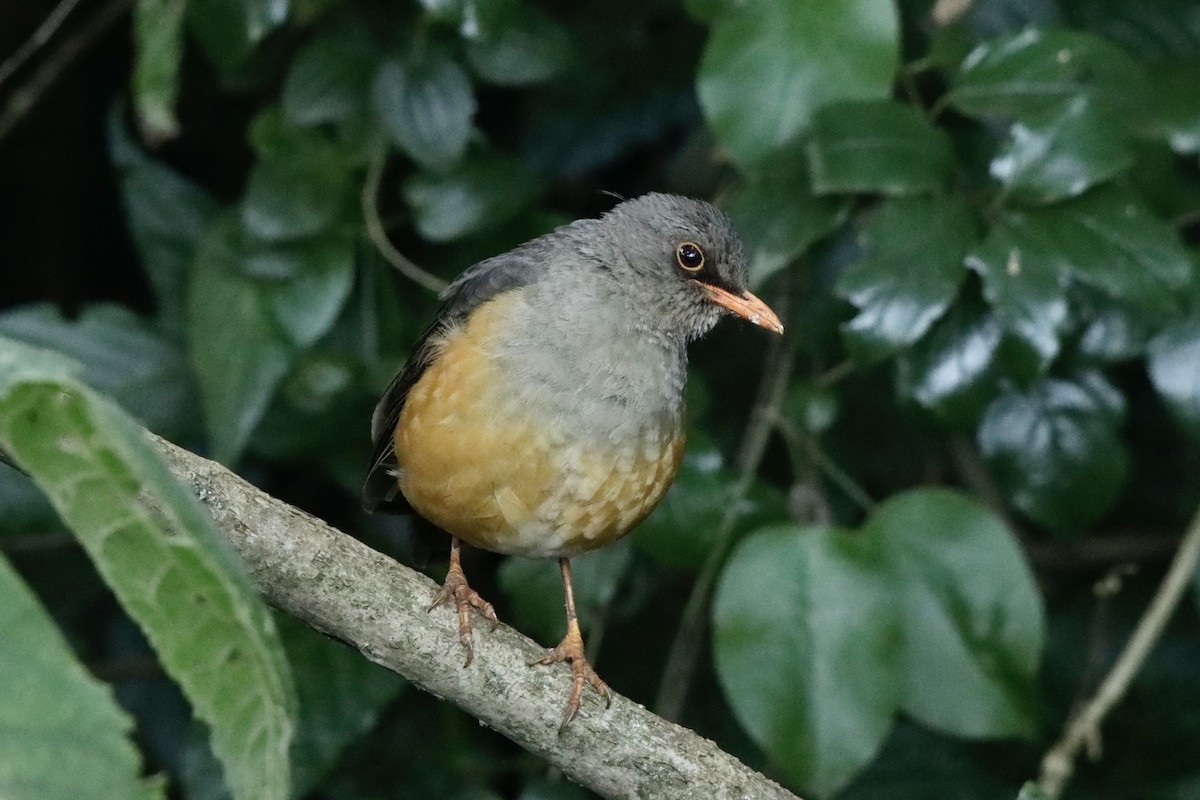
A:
[535,558,612,731]
[429,538,497,667]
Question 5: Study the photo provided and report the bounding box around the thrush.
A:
[364,193,783,729]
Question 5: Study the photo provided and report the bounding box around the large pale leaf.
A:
[697,0,900,166]
[0,337,295,800]
[714,525,900,796]
[863,489,1044,738]
[0,555,163,800]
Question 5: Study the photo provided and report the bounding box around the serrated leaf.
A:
[1149,314,1200,441]
[0,304,197,438]
[464,0,570,86]
[714,525,900,797]
[899,302,1004,427]
[371,51,476,171]
[864,488,1044,738]
[837,196,978,363]
[280,616,404,795]
[110,115,219,332]
[949,27,1150,119]
[0,554,163,800]
[187,216,295,464]
[978,374,1129,533]
[282,14,379,126]
[0,338,295,800]
[498,541,632,645]
[403,151,541,241]
[807,100,954,196]
[697,0,900,167]
[990,94,1133,204]
[724,150,846,285]
[132,0,185,142]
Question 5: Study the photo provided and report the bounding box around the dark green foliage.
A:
[3,0,1200,798]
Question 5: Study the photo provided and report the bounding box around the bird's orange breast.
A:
[393,293,685,558]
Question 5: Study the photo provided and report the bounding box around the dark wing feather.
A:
[362,245,553,513]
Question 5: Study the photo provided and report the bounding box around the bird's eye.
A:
[676,242,705,272]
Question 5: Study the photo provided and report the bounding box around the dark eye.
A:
[676,242,705,272]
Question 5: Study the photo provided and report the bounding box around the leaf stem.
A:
[361,142,447,295]
[1036,503,1200,798]
[0,0,86,87]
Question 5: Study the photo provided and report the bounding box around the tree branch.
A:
[1035,503,1200,798]
[146,432,799,800]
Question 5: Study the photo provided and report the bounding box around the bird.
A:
[364,193,783,730]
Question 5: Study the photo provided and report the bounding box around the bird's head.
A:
[597,193,783,341]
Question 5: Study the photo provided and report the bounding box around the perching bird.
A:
[364,193,782,729]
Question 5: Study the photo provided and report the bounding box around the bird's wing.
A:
[362,246,550,513]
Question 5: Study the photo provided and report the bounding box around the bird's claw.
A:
[534,631,611,732]
[429,569,497,668]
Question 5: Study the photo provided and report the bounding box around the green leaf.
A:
[948,27,1150,119]
[0,554,163,800]
[464,0,570,86]
[246,231,357,348]
[837,196,978,363]
[132,0,185,142]
[864,488,1044,738]
[978,374,1129,533]
[241,115,356,241]
[724,150,847,285]
[807,100,954,196]
[187,216,295,464]
[0,338,296,800]
[1016,782,1052,800]
[898,303,1004,427]
[282,13,380,127]
[1149,314,1200,441]
[1153,62,1200,155]
[110,116,219,331]
[371,51,476,171]
[403,151,541,241]
[0,304,197,437]
[990,95,1133,204]
[697,0,900,167]
[497,541,632,645]
[280,616,404,795]
[186,0,289,75]
[713,525,901,797]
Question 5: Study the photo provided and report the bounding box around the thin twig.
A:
[0,0,85,87]
[361,142,447,295]
[654,294,798,721]
[1036,504,1200,798]
[0,0,133,145]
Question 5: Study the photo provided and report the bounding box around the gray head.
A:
[581,193,783,342]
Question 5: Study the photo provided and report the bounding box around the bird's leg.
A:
[535,558,612,731]
[429,537,497,667]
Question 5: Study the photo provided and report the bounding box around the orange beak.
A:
[693,281,784,334]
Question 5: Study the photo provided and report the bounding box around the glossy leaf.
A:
[371,51,476,171]
[403,152,541,241]
[0,304,196,437]
[978,375,1129,533]
[948,27,1150,119]
[132,0,185,141]
[864,489,1044,738]
[247,232,357,348]
[807,100,954,196]
[464,0,570,86]
[186,0,289,75]
[714,525,900,797]
[899,303,1004,427]
[282,14,379,126]
[280,616,405,795]
[697,0,900,166]
[0,555,163,800]
[724,150,846,285]
[187,216,295,464]
[837,196,977,363]
[1153,62,1200,154]
[0,338,296,800]
[1149,314,1200,441]
[990,95,1133,204]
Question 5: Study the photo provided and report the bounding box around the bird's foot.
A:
[429,567,497,668]
[534,625,612,732]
